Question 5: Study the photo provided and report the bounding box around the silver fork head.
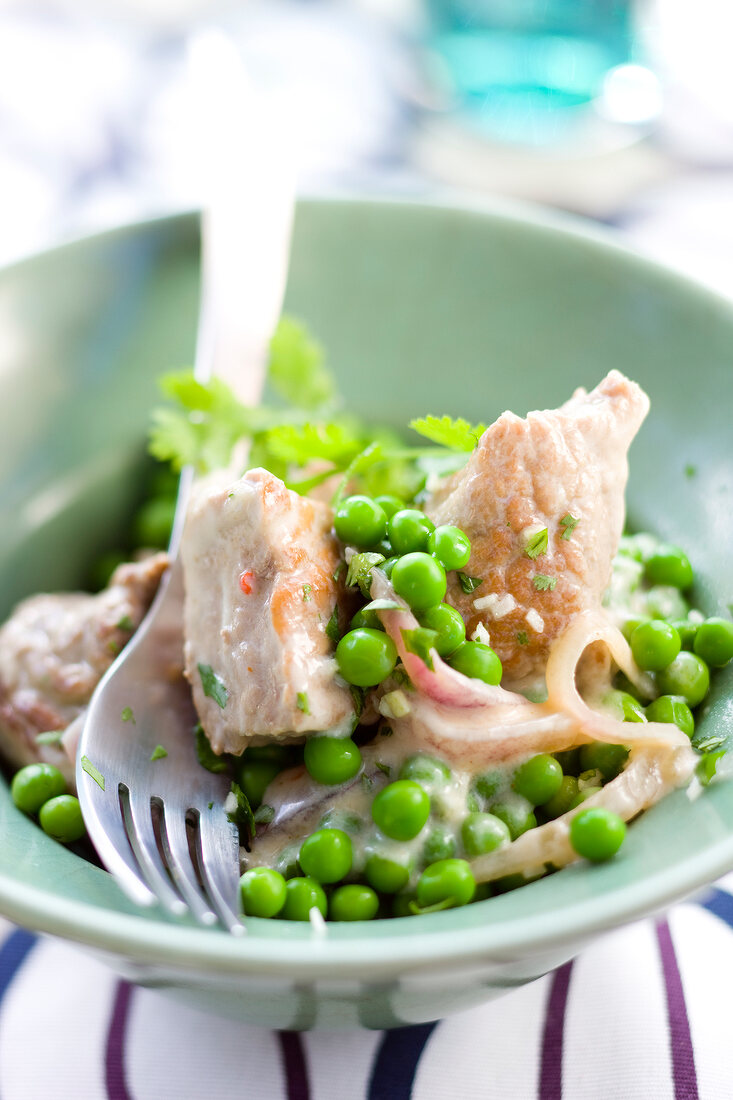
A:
[77,563,243,934]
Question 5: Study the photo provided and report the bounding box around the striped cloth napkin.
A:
[1,874,731,1099]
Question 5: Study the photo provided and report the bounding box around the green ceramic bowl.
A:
[1,197,732,1030]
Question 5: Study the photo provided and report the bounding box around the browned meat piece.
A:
[181,467,353,754]
[426,371,649,685]
[0,554,168,779]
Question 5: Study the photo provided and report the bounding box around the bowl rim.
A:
[2,192,733,976]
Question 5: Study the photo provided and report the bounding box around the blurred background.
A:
[0,0,732,297]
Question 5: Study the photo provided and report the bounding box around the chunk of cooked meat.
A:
[0,553,168,779]
[425,371,649,685]
[181,467,353,754]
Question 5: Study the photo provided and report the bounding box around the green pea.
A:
[613,671,649,703]
[416,859,476,909]
[374,495,405,519]
[298,828,352,884]
[569,807,626,861]
[569,786,602,809]
[630,620,681,672]
[234,758,281,809]
[11,763,66,815]
[513,754,563,805]
[281,877,328,921]
[473,770,504,803]
[240,867,287,918]
[426,525,472,571]
[461,812,510,856]
[601,690,646,724]
[578,742,629,781]
[304,736,362,786]
[371,780,431,841]
[38,795,85,844]
[657,651,710,707]
[491,799,537,840]
[446,641,503,685]
[350,607,385,631]
[644,544,694,590]
[132,496,176,548]
[541,776,579,819]
[334,495,388,548]
[417,603,466,656]
[329,884,379,921]
[365,853,410,894]
[336,628,397,686]
[398,753,451,795]
[645,695,695,737]
[423,825,458,863]
[671,619,699,651]
[391,553,447,611]
[388,509,435,555]
[621,617,649,642]
[694,617,733,668]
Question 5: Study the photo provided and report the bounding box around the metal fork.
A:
[77,51,295,931]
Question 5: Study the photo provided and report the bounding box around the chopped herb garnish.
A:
[360,773,374,792]
[516,631,529,646]
[227,780,256,839]
[297,691,311,715]
[302,583,313,602]
[325,603,341,644]
[380,725,393,738]
[207,801,214,810]
[360,598,403,613]
[121,706,135,724]
[533,574,557,592]
[696,751,725,787]
[346,551,385,598]
[268,315,336,410]
[198,663,229,709]
[150,745,168,761]
[35,730,64,746]
[254,804,275,825]
[194,723,230,774]
[409,414,487,452]
[685,464,697,478]
[116,614,134,632]
[524,527,548,560]
[81,755,105,790]
[559,514,579,540]
[333,561,345,584]
[457,571,483,594]
[692,732,726,754]
[107,640,120,656]
[375,761,391,777]
[391,667,412,689]
[401,627,439,670]
[350,685,366,718]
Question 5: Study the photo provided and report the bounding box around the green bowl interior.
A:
[1,197,732,971]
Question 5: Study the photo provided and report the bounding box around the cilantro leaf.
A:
[516,630,529,646]
[268,317,336,409]
[227,780,256,840]
[81,755,105,790]
[260,420,362,468]
[325,604,341,643]
[35,730,64,746]
[457,572,483,594]
[533,574,557,592]
[254,804,275,825]
[409,415,487,452]
[198,663,228,709]
[696,751,725,787]
[194,724,230,774]
[401,627,439,670]
[150,745,168,761]
[296,691,311,715]
[559,514,579,540]
[345,552,385,598]
[524,528,548,560]
[149,371,255,473]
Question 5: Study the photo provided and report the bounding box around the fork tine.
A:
[77,770,158,910]
[160,810,218,926]
[122,789,187,918]
[196,809,244,935]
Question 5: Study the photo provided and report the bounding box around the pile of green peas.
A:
[241,743,630,922]
[332,493,503,690]
[10,762,86,844]
[614,539,733,731]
